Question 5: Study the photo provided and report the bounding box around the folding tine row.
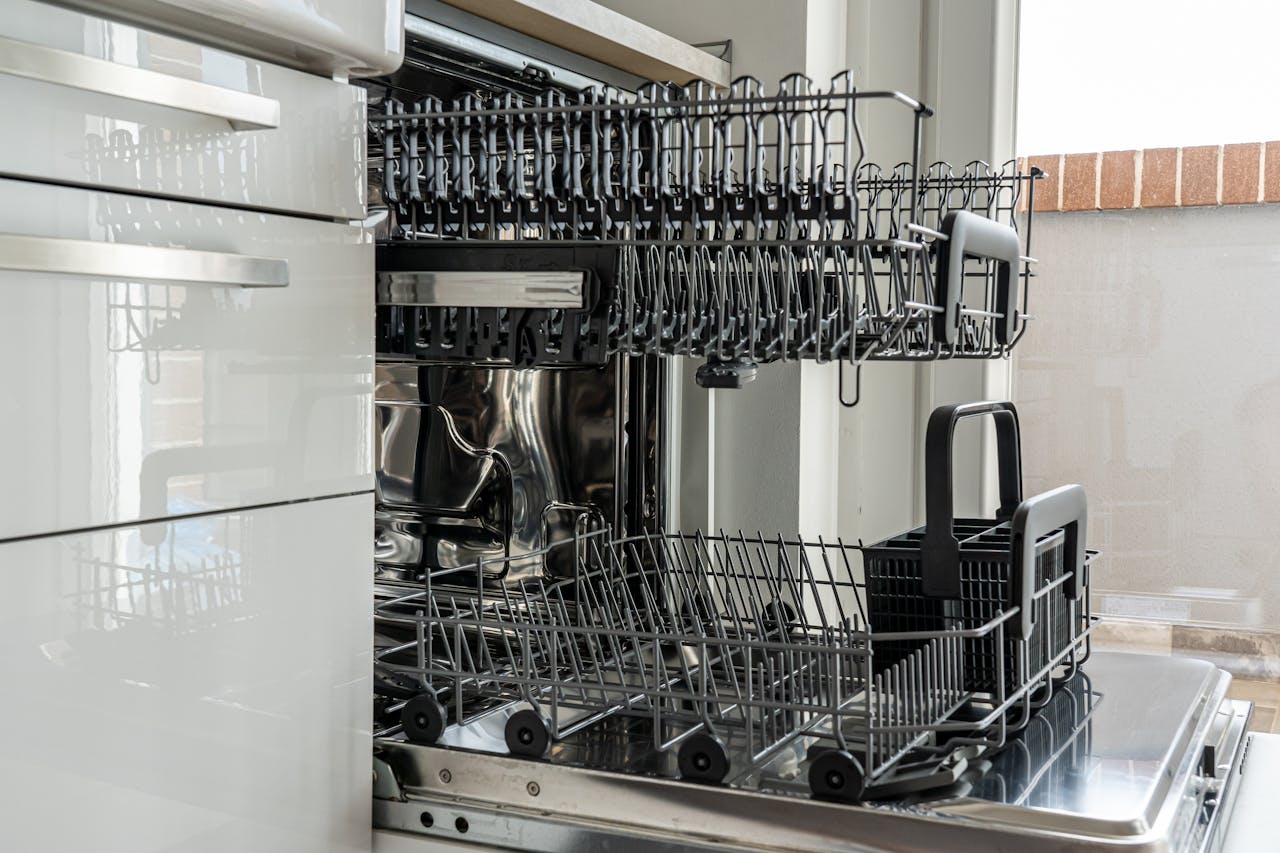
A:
[371,73,1042,371]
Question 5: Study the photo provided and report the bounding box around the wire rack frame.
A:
[374,527,1089,795]
[373,73,933,239]
[369,72,1042,379]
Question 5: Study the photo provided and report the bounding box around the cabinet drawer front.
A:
[0,177,373,541]
[0,0,365,220]
[0,495,373,853]
[48,0,405,80]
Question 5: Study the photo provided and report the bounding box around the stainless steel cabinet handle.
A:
[0,234,289,288]
[0,35,280,131]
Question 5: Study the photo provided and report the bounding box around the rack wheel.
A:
[505,709,553,758]
[400,692,447,744]
[678,733,730,784]
[808,750,865,802]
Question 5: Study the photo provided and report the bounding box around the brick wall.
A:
[1017,143,1280,212]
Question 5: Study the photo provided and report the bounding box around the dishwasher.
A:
[358,11,1254,853]
[0,1,1260,851]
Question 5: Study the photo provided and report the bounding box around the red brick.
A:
[1024,154,1061,212]
[1098,150,1137,209]
[1060,153,1098,211]
[1221,143,1261,205]
[1140,147,1178,208]
[1180,145,1219,206]
[1265,141,1280,202]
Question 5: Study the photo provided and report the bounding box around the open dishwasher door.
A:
[370,653,1252,853]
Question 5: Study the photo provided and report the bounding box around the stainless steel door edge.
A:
[372,653,1249,852]
[0,35,279,131]
[1200,699,1254,853]
[372,738,1114,853]
[373,796,771,853]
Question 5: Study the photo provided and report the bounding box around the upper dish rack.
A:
[371,73,1041,372]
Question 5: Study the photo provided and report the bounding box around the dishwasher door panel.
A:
[1,0,366,220]
[0,177,373,541]
[0,494,373,853]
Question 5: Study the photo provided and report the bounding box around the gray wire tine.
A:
[494,580,524,691]
[554,553,604,699]
[675,537,747,701]
[625,538,670,693]
[673,534,744,704]
[726,531,769,627]
[548,579,593,706]
[748,533,792,637]
[515,577,555,701]
[769,532,812,634]
[697,530,747,639]
[785,540,834,634]
[813,536,852,629]
[587,538,635,697]
[588,535,634,634]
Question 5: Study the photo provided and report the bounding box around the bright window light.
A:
[1018,0,1280,154]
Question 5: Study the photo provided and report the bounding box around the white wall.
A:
[840,0,1021,542]
[600,0,846,538]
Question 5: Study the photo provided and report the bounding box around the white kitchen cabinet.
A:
[1,0,367,220]
[0,177,373,541]
[49,0,405,80]
[0,494,374,852]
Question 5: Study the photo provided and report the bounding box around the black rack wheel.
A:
[400,692,447,744]
[808,750,865,802]
[677,732,730,784]
[505,709,553,758]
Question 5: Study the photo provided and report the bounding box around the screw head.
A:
[438,769,452,784]
[526,781,540,797]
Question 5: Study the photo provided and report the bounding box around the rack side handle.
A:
[0,35,280,131]
[921,400,1023,598]
[0,234,289,288]
[934,210,1022,345]
[1011,484,1088,641]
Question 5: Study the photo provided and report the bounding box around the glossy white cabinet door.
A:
[1,0,366,220]
[0,177,373,541]
[50,0,405,79]
[0,494,373,853]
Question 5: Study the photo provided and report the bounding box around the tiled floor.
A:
[1092,619,1280,734]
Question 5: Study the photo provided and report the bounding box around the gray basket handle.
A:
[933,210,1022,346]
[1010,484,1088,641]
[921,400,1023,598]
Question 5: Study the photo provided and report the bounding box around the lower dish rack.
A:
[374,524,1093,801]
